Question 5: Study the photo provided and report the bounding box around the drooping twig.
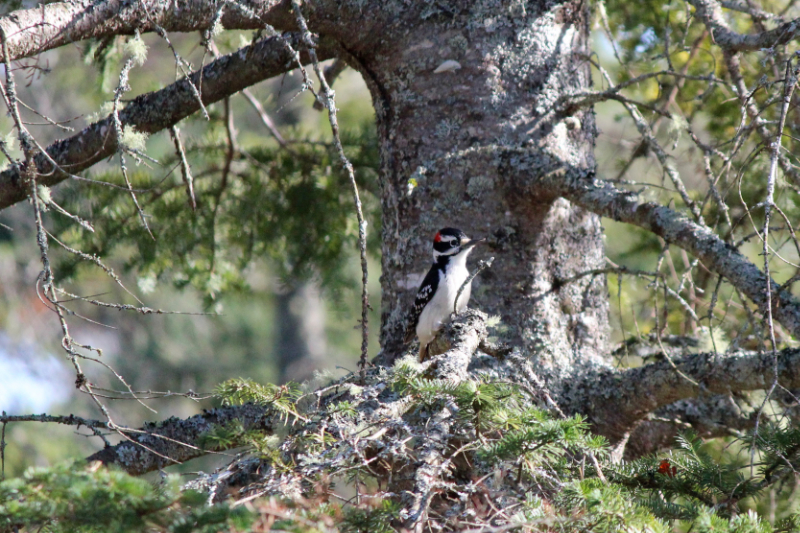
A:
[290,2,370,382]
[1,419,5,480]
[112,55,154,239]
[0,25,119,436]
[169,125,196,210]
[138,0,209,119]
[241,88,288,148]
[751,53,799,455]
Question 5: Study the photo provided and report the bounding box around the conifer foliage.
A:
[5,316,800,532]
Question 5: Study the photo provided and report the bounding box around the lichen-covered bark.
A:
[688,0,800,51]
[88,320,800,475]
[567,347,800,445]
[0,0,290,62]
[624,396,758,458]
[352,0,609,387]
[557,175,800,338]
[87,403,274,476]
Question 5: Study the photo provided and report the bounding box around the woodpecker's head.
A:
[432,227,481,260]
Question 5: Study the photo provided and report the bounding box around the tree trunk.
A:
[275,283,328,383]
[352,2,609,388]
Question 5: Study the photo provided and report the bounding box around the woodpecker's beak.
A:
[461,237,485,249]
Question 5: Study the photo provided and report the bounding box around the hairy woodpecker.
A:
[404,227,482,361]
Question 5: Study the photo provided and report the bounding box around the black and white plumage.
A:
[405,227,481,361]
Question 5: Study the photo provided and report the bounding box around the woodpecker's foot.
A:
[418,343,430,362]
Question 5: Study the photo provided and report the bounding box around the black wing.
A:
[404,264,440,344]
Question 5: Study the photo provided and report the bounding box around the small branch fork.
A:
[752,51,800,451]
[289,1,370,382]
[454,257,494,315]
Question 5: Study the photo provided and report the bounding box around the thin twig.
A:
[454,257,494,315]
[169,125,196,210]
[752,53,798,462]
[111,55,153,239]
[241,88,288,148]
[290,2,370,382]
[1,419,5,480]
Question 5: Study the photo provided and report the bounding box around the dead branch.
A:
[557,174,800,339]
[0,0,293,62]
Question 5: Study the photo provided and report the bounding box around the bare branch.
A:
[0,0,293,62]
[290,3,369,382]
[557,174,800,339]
[241,88,288,148]
[169,126,196,210]
[574,347,800,444]
[86,403,274,475]
[689,0,800,51]
[0,34,335,211]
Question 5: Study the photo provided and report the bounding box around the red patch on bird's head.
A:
[434,232,442,243]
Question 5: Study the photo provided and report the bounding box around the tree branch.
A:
[688,0,800,51]
[558,176,800,339]
[0,34,335,211]
[86,403,273,476]
[572,347,800,444]
[625,395,757,458]
[0,0,293,62]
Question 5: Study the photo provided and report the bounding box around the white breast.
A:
[415,249,473,346]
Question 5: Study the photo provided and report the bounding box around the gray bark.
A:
[568,347,800,445]
[555,174,800,338]
[86,403,274,476]
[688,0,800,51]
[361,1,610,387]
[0,0,290,62]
